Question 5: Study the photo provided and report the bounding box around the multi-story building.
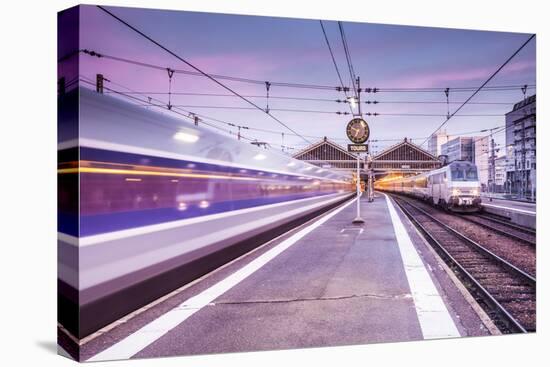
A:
[473,136,489,191]
[505,94,536,199]
[427,129,449,158]
[441,136,474,163]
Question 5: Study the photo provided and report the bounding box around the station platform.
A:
[481,197,536,229]
[79,193,493,361]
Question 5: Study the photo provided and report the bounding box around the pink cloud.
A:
[188,48,328,80]
[388,59,535,88]
[189,53,282,78]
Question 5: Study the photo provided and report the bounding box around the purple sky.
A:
[76,5,536,155]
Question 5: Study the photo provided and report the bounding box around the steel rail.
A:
[457,214,536,247]
[475,213,536,236]
[392,194,534,333]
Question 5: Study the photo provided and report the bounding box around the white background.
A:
[0,0,546,365]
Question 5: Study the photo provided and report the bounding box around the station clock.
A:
[346,118,370,144]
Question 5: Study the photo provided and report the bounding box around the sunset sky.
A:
[75,5,536,155]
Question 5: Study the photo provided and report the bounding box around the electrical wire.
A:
[337,21,358,102]
[96,5,313,145]
[77,76,515,153]
[319,20,353,114]
[421,33,536,146]
[81,49,536,94]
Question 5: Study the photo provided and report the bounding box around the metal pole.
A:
[353,153,364,224]
[352,75,364,224]
[492,136,496,195]
[356,76,362,115]
[520,85,527,200]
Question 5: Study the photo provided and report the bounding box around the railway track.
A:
[478,212,536,235]
[458,213,536,246]
[392,194,536,333]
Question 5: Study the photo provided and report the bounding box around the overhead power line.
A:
[96,5,312,145]
[102,90,521,106]
[363,100,517,105]
[421,33,536,146]
[319,20,353,114]
[79,75,507,151]
[80,49,535,94]
[82,77,518,158]
[337,21,358,101]
[82,49,336,91]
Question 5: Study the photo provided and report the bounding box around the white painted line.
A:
[482,203,536,215]
[88,197,357,361]
[340,228,363,234]
[384,194,460,339]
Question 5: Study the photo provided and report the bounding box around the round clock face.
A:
[346,118,370,144]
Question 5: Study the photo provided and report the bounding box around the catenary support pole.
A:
[353,153,364,224]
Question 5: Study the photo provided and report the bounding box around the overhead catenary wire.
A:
[337,21,359,102]
[421,33,536,147]
[95,5,313,145]
[79,78,243,139]
[80,72,517,143]
[101,89,525,106]
[81,49,337,91]
[78,8,536,157]
[78,75,509,155]
[363,100,518,105]
[78,77,318,154]
[80,75,269,145]
[126,102,520,117]
[319,20,353,114]
[81,49,536,94]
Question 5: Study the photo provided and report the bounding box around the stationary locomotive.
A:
[375,160,482,212]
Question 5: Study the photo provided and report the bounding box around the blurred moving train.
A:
[375,160,482,212]
[58,87,354,338]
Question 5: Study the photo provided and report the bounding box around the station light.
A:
[173,131,199,143]
[348,96,357,109]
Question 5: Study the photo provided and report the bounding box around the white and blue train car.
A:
[58,87,354,338]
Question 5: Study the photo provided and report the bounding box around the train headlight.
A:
[472,189,479,196]
[452,188,460,196]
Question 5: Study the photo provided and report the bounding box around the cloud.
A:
[387,59,535,88]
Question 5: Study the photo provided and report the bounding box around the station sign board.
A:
[348,144,368,153]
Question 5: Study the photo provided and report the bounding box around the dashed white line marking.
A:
[384,193,460,339]
[87,197,357,361]
[340,228,363,234]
